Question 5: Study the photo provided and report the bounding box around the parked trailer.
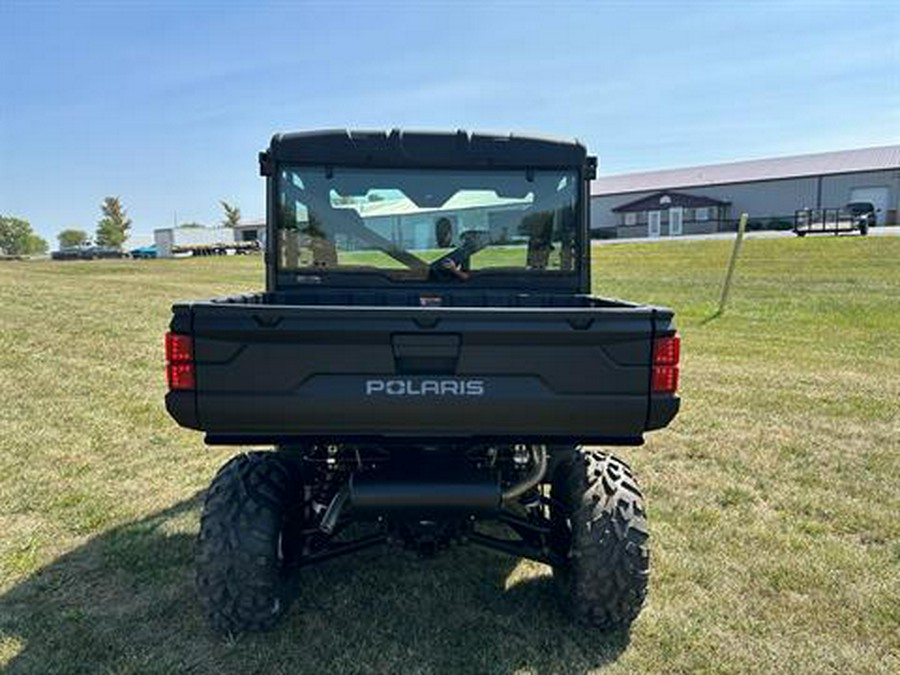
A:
[154,227,236,258]
[173,240,261,256]
[794,203,874,237]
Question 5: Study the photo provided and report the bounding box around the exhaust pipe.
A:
[502,445,547,502]
[319,445,548,532]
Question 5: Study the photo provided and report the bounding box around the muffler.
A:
[317,446,548,534]
[349,472,501,517]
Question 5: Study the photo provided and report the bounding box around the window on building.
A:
[624,212,637,226]
[695,207,710,221]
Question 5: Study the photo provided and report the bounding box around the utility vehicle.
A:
[164,130,681,633]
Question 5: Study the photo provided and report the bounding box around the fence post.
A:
[717,212,748,316]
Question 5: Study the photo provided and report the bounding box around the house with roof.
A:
[591,145,900,238]
[612,191,731,238]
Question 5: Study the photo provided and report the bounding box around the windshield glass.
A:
[276,166,579,281]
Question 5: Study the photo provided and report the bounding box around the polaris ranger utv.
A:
[164,130,681,634]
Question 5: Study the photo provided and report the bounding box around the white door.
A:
[648,210,661,238]
[850,187,890,225]
[669,207,684,236]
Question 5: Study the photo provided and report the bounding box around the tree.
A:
[27,234,48,255]
[178,222,205,229]
[58,228,89,248]
[95,197,131,249]
[220,201,241,227]
[0,215,48,255]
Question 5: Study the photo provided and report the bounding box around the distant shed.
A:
[591,145,900,238]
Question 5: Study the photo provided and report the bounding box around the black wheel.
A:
[550,449,649,631]
[197,451,308,634]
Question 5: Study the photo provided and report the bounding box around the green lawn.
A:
[1,237,898,674]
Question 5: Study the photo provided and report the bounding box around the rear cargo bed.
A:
[166,292,678,444]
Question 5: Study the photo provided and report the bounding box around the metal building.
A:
[591,145,900,239]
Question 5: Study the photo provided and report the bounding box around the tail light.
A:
[165,332,195,390]
[652,334,680,393]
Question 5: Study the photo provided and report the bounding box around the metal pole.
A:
[716,212,748,316]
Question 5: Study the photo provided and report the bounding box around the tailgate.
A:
[170,303,673,443]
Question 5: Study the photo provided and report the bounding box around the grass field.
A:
[1,237,898,674]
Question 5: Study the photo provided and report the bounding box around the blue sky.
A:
[1,0,898,246]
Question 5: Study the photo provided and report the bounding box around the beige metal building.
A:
[591,145,900,239]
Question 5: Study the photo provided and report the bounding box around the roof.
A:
[268,129,587,169]
[592,145,900,196]
[234,220,265,230]
[612,191,729,213]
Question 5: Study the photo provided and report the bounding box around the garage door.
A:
[850,187,890,226]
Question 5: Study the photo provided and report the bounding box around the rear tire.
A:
[550,450,649,631]
[196,451,308,634]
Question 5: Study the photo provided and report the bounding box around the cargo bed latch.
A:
[567,317,594,330]
[391,334,461,374]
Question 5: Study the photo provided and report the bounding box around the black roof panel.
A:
[268,129,587,169]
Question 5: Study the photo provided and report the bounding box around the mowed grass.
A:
[0,237,898,674]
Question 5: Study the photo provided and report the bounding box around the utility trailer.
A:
[172,240,261,256]
[154,226,238,258]
[164,130,681,634]
[794,203,875,237]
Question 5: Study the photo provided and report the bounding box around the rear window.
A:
[276,166,579,282]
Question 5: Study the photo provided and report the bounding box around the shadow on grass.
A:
[0,493,630,674]
[699,309,722,325]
